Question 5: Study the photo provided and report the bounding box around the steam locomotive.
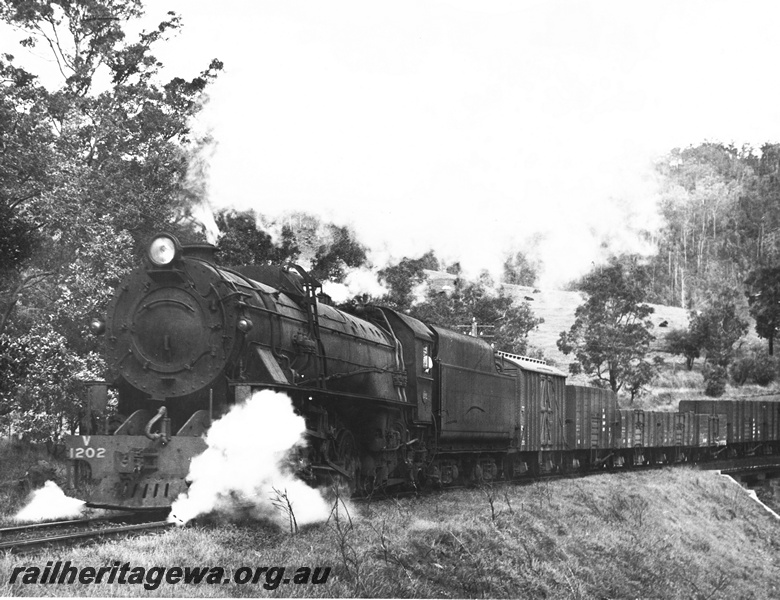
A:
[65,233,780,510]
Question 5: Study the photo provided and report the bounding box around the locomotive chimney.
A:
[182,243,217,263]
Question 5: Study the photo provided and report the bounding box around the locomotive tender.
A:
[65,233,780,510]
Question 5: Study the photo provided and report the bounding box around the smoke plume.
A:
[169,390,331,528]
[14,481,86,523]
[321,268,389,304]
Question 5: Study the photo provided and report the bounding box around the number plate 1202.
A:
[69,436,106,459]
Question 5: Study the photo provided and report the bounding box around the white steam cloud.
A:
[14,481,86,523]
[321,269,390,304]
[170,390,331,528]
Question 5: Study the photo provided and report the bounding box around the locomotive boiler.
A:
[64,233,780,511]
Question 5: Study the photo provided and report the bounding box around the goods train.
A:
[64,233,780,510]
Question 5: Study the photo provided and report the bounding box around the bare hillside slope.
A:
[501,284,690,370]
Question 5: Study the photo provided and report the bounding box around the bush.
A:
[752,354,778,386]
[703,364,727,397]
[730,357,753,386]
[728,353,778,386]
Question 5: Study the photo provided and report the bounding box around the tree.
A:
[646,141,780,310]
[215,209,299,266]
[310,224,367,283]
[745,265,780,355]
[665,328,703,370]
[487,296,542,356]
[557,255,659,402]
[688,289,748,368]
[407,274,543,356]
[214,211,368,284]
[0,0,221,440]
[502,250,539,286]
[0,322,100,440]
[377,253,542,355]
[0,1,222,333]
[0,55,55,335]
[648,143,760,308]
[377,252,440,312]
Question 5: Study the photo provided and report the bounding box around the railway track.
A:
[0,511,172,555]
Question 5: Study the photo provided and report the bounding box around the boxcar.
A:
[564,385,620,468]
[496,351,567,474]
[679,399,780,457]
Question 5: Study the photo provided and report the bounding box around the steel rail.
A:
[0,511,138,536]
[0,519,172,554]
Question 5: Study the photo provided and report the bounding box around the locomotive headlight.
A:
[237,317,254,333]
[148,234,180,267]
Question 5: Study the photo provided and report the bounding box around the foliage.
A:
[215,209,299,266]
[309,224,367,283]
[729,356,754,386]
[377,252,440,312]
[1,0,222,309]
[0,322,103,440]
[702,364,727,397]
[557,255,659,401]
[502,250,539,286]
[729,353,778,386]
[648,141,780,309]
[688,289,748,368]
[667,288,747,396]
[0,0,220,440]
[665,327,703,370]
[624,357,665,402]
[752,354,778,385]
[378,253,542,355]
[214,209,368,284]
[648,143,749,307]
[0,54,55,335]
[745,264,780,355]
[410,277,543,355]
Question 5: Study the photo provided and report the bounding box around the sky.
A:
[8,1,780,286]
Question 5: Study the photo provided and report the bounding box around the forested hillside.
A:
[646,143,780,309]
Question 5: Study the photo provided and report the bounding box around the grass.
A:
[1,468,779,598]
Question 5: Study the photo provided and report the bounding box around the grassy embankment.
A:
[1,465,778,599]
